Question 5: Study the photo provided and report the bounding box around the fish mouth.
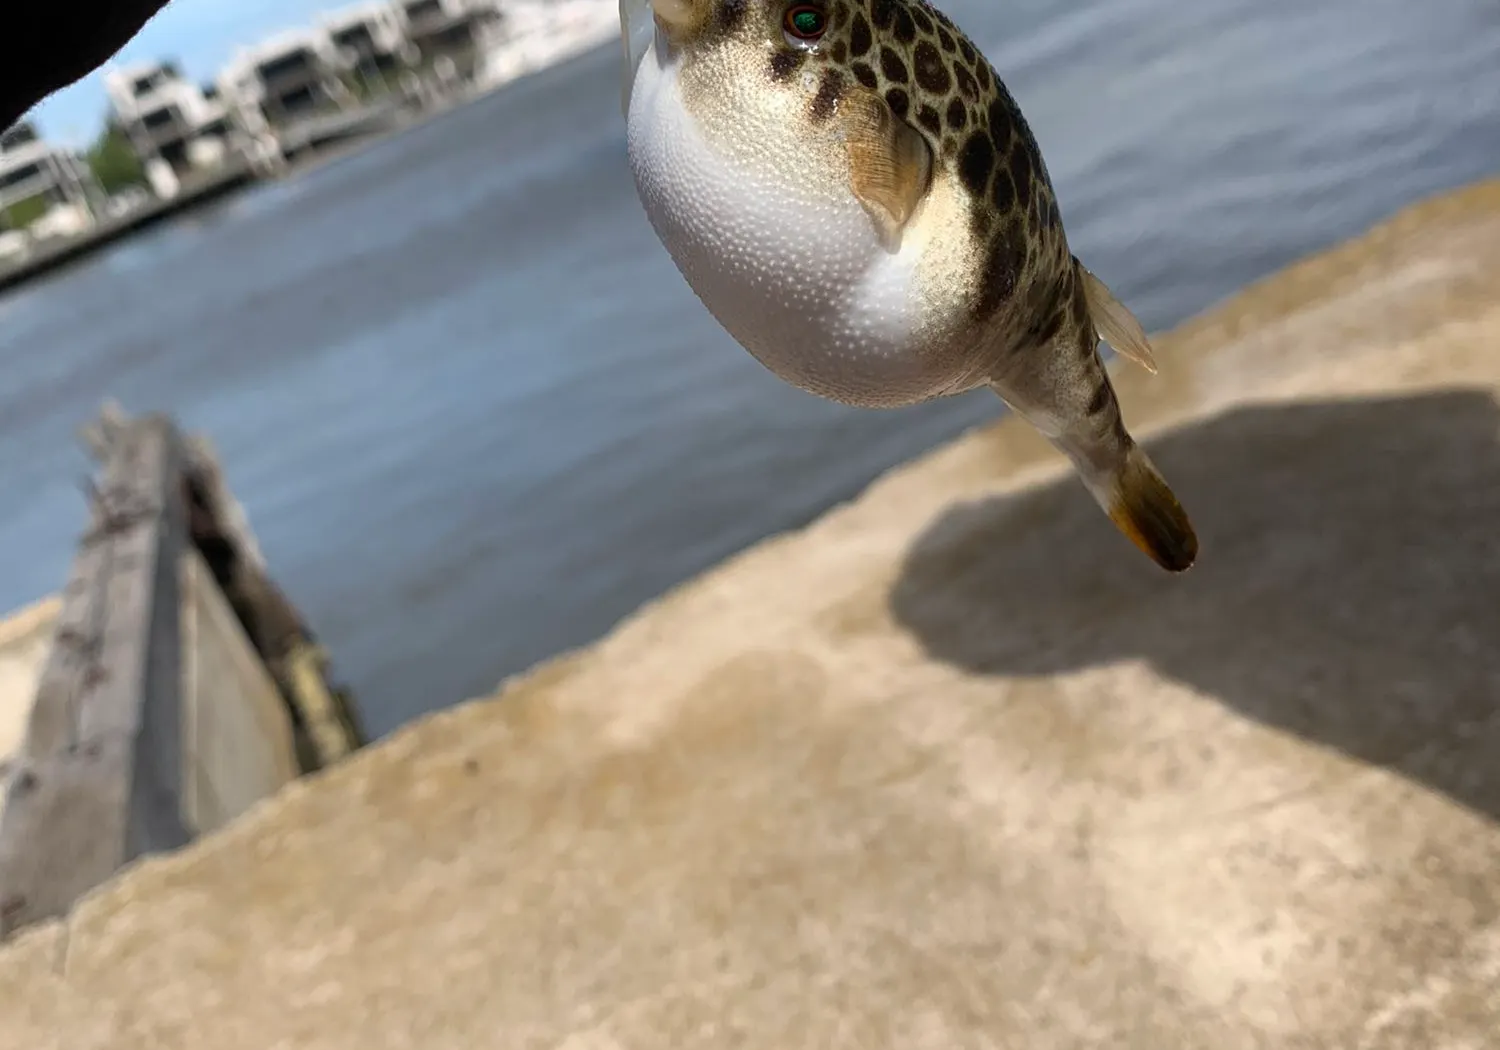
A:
[618,0,656,117]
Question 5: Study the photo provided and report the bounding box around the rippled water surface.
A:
[2,0,1497,734]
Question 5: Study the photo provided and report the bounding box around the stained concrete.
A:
[3,180,1499,1048]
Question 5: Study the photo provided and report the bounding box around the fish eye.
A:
[783,3,827,45]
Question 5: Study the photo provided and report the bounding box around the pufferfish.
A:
[619,0,1198,571]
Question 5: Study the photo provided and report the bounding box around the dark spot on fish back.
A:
[811,67,845,121]
[768,49,806,82]
[945,97,967,130]
[912,40,950,94]
[851,60,877,89]
[974,220,1026,320]
[974,59,992,92]
[986,98,1014,152]
[957,130,995,198]
[910,5,933,33]
[1045,197,1062,231]
[991,168,1016,212]
[1086,378,1113,418]
[1009,147,1034,209]
[871,0,896,30]
[848,12,872,57]
[916,103,942,135]
[1070,280,1091,329]
[885,87,910,119]
[829,39,847,62]
[936,25,956,52]
[1021,277,1050,320]
[953,64,977,100]
[1031,309,1064,346]
[1021,276,1068,345]
[717,0,747,33]
[957,36,976,64]
[879,46,909,84]
[892,5,916,43]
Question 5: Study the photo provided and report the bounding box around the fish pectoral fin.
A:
[843,93,933,252]
[1077,259,1158,374]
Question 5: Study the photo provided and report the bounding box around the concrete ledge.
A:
[5,179,1500,1047]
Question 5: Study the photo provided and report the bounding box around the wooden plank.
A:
[0,414,190,935]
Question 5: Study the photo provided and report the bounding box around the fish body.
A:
[621,0,1198,572]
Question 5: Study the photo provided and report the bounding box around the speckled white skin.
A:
[626,31,983,408]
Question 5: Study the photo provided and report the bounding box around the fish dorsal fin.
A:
[1078,260,1158,374]
[842,93,933,253]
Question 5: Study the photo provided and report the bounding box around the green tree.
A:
[85,120,145,195]
[1,193,48,230]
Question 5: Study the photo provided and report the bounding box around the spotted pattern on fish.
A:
[623,0,1199,571]
[751,0,1067,340]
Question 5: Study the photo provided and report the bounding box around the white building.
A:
[103,61,242,197]
[396,0,507,83]
[322,2,419,96]
[0,122,100,240]
[473,0,618,89]
[218,28,357,135]
[214,2,509,151]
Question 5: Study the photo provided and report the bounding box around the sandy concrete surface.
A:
[3,180,1500,1049]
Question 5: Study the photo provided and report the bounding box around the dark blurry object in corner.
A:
[1,1,170,129]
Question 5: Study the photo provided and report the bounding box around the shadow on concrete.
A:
[890,389,1500,822]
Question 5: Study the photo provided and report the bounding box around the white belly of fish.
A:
[626,44,951,408]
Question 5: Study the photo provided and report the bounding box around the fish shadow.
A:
[890,389,1500,822]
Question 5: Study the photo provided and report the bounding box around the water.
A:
[2,0,1497,736]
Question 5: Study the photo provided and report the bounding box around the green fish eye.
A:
[784,5,826,40]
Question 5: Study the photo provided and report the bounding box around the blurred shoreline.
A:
[0,34,617,297]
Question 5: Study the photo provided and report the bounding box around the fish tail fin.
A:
[1079,439,1198,573]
